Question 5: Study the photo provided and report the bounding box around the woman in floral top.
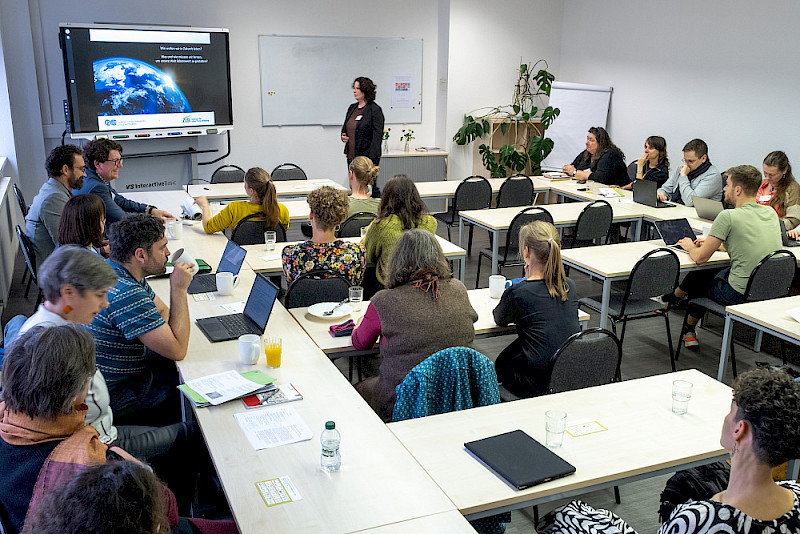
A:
[282,186,365,285]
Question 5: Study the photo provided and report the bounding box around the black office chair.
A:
[284,269,352,309]
[475,207,553,288]
[496,174,534,208]
[433,176,492,255]
[15,225,42,308]
[626,161,637,182]
[13,183,28,217]
[675,249,797,378]
[271,163,307,181]
[210,164,245,184]
[579,248,681,372]
[565,199,613,248]
[229,214,287,246]
[336,212,376,238]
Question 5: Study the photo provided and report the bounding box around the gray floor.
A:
[4,225,797,533]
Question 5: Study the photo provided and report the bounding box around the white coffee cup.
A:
[489,274,507,299]
[170,248,199,275]
[239,334,260,365]
[166,218,183,240]
[216,271,239,296]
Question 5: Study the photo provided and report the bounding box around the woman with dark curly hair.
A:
[658,368,800,533]
[341,76,385,166]
[281,186,365,286]
[562,126,628,186]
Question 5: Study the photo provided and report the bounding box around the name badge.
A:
[759,194,772,202]
[355,115,363,121]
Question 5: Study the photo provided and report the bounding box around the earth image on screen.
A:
[94,57,192,115]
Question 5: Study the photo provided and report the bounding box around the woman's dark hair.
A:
[1,324,96,420]
[588,126,624,163]
[83,138,123,171]
[22,461,170,534]
[763,150,797,215]
[353,77,376,102]
[376,174,427,230]
[58,193,108,249]
[732,368,800,467]
[245,167,280,227]
[108,214,165,263]
[645,135,669,169]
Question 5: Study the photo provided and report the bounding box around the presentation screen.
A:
[59,24,233,139]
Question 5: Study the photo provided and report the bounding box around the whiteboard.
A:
[259,35,422,126]
[541,82,613,170]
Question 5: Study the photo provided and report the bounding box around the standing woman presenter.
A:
[341,77,385,167]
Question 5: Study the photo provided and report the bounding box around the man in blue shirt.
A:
[87,213,193,426]
[74,138,176,223]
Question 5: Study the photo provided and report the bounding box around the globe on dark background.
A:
[94,57,192,115]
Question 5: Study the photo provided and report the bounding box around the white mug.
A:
[239,334,260,365]
[166,218,183,240]
[216,271,240,296]
[170,248,199,275]
[489,274,507,299]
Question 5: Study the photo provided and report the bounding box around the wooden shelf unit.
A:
[471,117,543,177]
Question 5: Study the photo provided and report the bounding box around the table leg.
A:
[631,218,642,242]
[718,314,734,382]
[788,459,800,481]
[491,230,500,274]
[753,330,763,353]
[458,216,464,249]
[599,278,611,330]
[544,190,550,204]
[459,256,465,282]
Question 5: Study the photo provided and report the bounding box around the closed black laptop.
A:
[188,240,247,294]
[464,430,576,490]
[633,179,674,208]
[196,274,279,342]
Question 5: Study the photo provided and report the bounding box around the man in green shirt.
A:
[664,165,781,350]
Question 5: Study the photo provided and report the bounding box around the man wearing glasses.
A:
[657,138,723,207]
[74,139,175,223]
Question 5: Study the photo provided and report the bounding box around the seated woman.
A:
[0,325,235,534]
[658,368,800,533]
[759,150,800,230]
[14,246,198,515]
[282,186,365,286]
[194,167,289,235]
[362,174,437,286]
[347,156,381,217]
[57,193,108,256]
[493,221,580,397]
[352,229,477,421]
[562,126,628,186]
[621,135,669,190]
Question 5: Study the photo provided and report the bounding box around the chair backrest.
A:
[229,214,287,246]
[12,183,28,217]
[284,269,352,308]
[15,225,37,280]
[620,248,680,314]
[2,314,28,349]
[496,174,534,208]
[744,249,796,302]
[210,164,245,184]
[336,212,376,238]
[548,328,622,394]
[502,207,554,263]
[626,162,637,181]
[452,176,492,213]
[574,200,613,242]
[270,163,307,181]
[392,346,500,422]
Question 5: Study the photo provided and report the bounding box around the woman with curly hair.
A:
[562,126,628,186]
[282,186,365,286]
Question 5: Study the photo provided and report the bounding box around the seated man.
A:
[664,165,782,349]
[73,138,175,223]
[657,138,722,206]
[24,144,86,268]
[87,214,192,426]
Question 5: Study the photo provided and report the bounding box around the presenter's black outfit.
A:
[571,148,628,186]
[342,101,384,166]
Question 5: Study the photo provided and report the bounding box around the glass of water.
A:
[545,410,567,448]
[672,380,693,415]
[349,286,363,312]
[264,231,277,252]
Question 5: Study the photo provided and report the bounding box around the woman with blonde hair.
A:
[195,167,289,234]
[492,221,580,397]
[347,156,381,217]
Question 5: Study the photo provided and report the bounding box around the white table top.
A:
[388,369,730,516]
[726,294,800,343]
[187,179,346,199]
[459,201,643,231]
[355,510,475,533]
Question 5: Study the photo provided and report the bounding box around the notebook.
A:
[464,430,576,490]
[196,274,279,342]
[653,218,698,252]
[632,179,674,208]
[692,196,725,221]
[188,240,247,294]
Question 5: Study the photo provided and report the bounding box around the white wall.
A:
[559,0,800,173]
[446,0,564,180]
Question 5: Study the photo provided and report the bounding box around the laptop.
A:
[632,179,674,208]
[196,274,279,342]
[693,196,725,221]
[780,220,800,247]
[464,430,576,490]
[654,218,698,252]
[188,240,247,294]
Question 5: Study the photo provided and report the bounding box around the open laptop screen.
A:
[654,219,696,246]
[243,274,279,330]
[217,240,246,275]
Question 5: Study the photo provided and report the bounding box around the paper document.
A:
[192,293,215,302]
[256,476,303,506]
[185,370,265,406]
[220,301,246,313]
[234,405,313,450]
[787,306,800,324]
[598,187,624,198]
[259,254,281,262]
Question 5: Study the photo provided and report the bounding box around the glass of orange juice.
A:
[264,337,282,368]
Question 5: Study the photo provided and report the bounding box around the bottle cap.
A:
[325,421,335,430]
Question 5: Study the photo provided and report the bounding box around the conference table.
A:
[388,369,730,519]
[187,179,347,200]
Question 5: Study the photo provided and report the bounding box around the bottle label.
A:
[322,448,337,458]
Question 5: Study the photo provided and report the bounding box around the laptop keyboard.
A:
[190,275,216,292]
[218,314,251,335]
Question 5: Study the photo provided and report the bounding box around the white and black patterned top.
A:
[658,480,800,534]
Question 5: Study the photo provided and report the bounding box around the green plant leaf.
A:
[527,135,555,172]
[533,69,556,96]
[520,63,528,74]
[512,104,520,115]
[500,122,508,136]
[521,112,530,122]
[540,106,561,130]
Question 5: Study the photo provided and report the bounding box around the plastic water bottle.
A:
[320,421,341,472]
